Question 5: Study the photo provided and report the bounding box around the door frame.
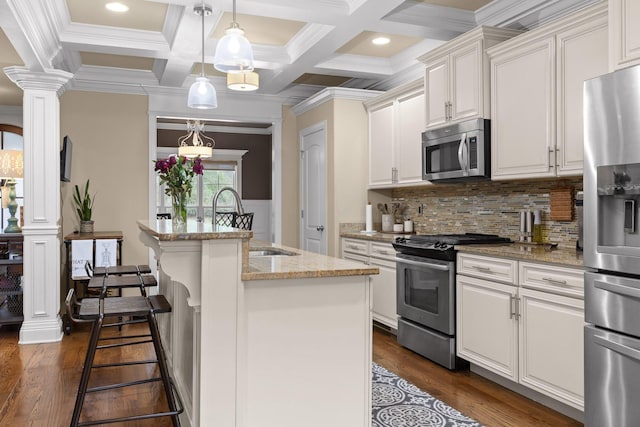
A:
[299,121,327,253]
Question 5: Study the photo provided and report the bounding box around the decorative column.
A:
[4,66,73,344]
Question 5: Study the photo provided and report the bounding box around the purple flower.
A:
[169,155,177,166]
[193,157,203,175]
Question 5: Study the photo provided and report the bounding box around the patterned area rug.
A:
[372,362,483,427]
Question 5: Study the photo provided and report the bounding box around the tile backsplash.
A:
[391,177,583,248]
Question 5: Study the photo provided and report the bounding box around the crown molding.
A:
[476,0,601,30]
[291,87,382,116]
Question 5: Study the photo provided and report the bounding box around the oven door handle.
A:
[396,257,450,271]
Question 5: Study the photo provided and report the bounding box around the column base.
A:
[19,316,63,344]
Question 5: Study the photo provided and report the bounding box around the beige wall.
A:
[60,91,149,266]
[331,98,369,255]
[295,97,369,256]
[281,105,300,247]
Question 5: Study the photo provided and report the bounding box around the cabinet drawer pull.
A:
[347,245,361,250]
[374,250,391,255]
[472,265,492,272]
[542,277,567,285]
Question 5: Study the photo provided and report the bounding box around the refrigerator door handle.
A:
[594,334,640,361]
[594,278,640,299]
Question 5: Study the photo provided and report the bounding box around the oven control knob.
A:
[396,237,406,243]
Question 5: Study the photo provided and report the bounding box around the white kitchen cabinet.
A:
[365,79,425,188]
[457,252,585,411]
[609,0,640,70]
[456,273,519,381]
[368,101,395,186]
[342,238,398,329]
[489,3,607,180]
[518,287,584,410]
[419,26,521,130]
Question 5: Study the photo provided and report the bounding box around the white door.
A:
[300,123,327,254]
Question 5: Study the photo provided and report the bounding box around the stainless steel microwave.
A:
[422,118,490,182]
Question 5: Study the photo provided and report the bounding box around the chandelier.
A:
[178,120,214,158]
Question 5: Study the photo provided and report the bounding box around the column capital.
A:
[3,66,73,97]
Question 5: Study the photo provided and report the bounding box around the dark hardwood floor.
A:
[373,327,582,427]
[0,322,582,426]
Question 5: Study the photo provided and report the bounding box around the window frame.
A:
[0,125,24,230]
[155,148,247,221]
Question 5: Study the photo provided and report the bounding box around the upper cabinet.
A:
[488,3,608,180]
[418,27,521,130]
[365,80,425,188]
[610,0,640,70]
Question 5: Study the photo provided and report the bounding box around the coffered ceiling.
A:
[0,0,599,106]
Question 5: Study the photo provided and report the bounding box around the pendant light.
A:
[188,2,218,109]
[214,0,254,73]
[227,71,259,91]
[178,120,214,158]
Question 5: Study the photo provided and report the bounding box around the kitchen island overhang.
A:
[137,220,379,427]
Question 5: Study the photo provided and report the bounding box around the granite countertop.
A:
[455,243,584,268]
[340,232,583,268]
[243,240,379,281]
[138,221,379,281]
[138,219,253,241]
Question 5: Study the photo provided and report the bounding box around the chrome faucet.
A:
[213,187,245,216]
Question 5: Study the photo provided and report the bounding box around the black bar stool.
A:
[65,288,183,426]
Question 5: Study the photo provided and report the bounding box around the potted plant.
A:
[73,179,96,233]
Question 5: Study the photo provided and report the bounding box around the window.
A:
[0,125,23,231]
[156,148,247,223]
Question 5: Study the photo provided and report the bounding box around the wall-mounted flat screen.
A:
[61,135,72,182]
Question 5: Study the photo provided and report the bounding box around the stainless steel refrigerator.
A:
[584,64,640,427]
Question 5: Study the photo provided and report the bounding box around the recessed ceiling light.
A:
[372,37,390,46]
[105,2,129,12]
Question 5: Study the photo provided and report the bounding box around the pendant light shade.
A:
[188,76,218,109]
[227,71,259,91]
[188,3,217,109]
[214,0,254,73]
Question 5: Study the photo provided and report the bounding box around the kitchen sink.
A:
[249,248,299,257]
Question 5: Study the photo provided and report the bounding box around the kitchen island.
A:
[137,220,378,427]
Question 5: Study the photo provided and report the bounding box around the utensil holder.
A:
[382,214,393,232]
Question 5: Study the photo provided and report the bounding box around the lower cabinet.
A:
[518,287,584,410]
[456,253,584,411]
[456,274,518,381]
[342,238,398,330]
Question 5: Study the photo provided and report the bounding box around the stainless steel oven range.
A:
[392,233,511,370]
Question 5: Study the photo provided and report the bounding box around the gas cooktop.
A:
[392,233,511,261]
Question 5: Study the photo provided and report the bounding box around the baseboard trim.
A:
[373,320,397,335]
[470,364,584,423]
[18,317,63,344]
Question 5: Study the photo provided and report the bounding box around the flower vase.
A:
[171,192,188,228]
